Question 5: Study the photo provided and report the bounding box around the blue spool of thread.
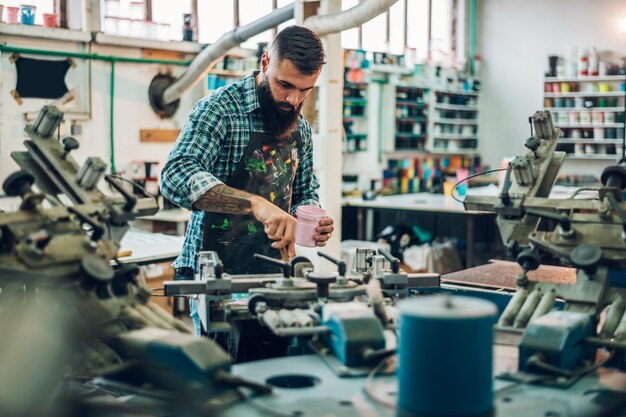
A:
[397,295,497,417]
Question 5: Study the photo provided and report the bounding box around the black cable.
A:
[450,168,508,203]
[108,174,158,207]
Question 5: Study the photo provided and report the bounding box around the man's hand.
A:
[314,216,334,247]
[250,196,297,259]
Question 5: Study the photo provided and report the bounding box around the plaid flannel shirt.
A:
[160,72,320,272]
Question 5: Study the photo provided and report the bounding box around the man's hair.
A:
[268,25,326,75]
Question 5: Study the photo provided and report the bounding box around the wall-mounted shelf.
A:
[392,85,429,151]
[544,74,625,162]
[432,135,477,140]
[433,118,479,125]
[343,82,369,153]
[548,107,623,112]
[545,75,626,82]
[555,123,625,128]
[427,89,480,153]
[434,103,479,111]
[566,154,620,160]
[559,138,622,144]
[545,91,624,98]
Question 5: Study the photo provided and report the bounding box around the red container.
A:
[6,6,20,24]
[43,13,57,27]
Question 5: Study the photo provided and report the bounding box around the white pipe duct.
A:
[161,0,398,106]
[303,0,399,36]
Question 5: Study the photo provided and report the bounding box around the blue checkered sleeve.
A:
[160,99,226,210]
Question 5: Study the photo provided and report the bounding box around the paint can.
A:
[591,111,604,124]
[579,110,591,125]
[397,295,497,417]
[6,6,19,24]
[568,111,579,125]
[43,13,57,27]
[295,206,326,247]
[593,128,604,140]
[19,4,36,25]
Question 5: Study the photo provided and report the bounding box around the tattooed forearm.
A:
[192,185,255,214]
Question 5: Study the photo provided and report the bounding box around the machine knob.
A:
[61,136,80,158]
[80,255,115,285]
[524,136,541,153]
[506,240,520,258]
[111,263,141,296]
[248,293,269,316]
[307,271,337,300]
[516,249,540,272]
[3,170,34,197]
[600,165,626,190]
[570,243,602,276]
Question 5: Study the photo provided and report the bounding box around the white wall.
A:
[477,0,626,176]
[0,34,203,183]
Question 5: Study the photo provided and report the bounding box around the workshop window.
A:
[276,0,295,34]
[340,0,360,50]
[341,0,456,66]
[151,0,192,41]
[2,0,55,26]
[388,0,406,55]
[407,0,430,63]
[101,0,192,41]
[197,0,234,44]
[238,0,273,49]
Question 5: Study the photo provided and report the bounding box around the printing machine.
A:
[2,106,626,416]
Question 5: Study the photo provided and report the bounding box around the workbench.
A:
[342,193,496,267]
[118,228,184,265]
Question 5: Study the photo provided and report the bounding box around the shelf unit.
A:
[343,82,369,153]
[393,86,429,151]
[543,75,626,159]
[429,89,479,153]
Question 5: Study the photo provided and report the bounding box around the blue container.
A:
[397,295,497,417]
[20,5,36,25]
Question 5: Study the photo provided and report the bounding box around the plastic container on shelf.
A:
[6,6,19,24]
[19,4,36,25]
[43,13,57,27]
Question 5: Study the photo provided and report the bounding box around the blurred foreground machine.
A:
[0,106,268,417]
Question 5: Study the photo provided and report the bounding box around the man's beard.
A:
[257,76,302,139]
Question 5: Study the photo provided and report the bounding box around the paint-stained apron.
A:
[202,131,301,274]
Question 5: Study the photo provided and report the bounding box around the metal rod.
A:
[0,45,191,66]
[109,60,116,173]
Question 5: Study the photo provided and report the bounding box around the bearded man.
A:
[160,26,334,339]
